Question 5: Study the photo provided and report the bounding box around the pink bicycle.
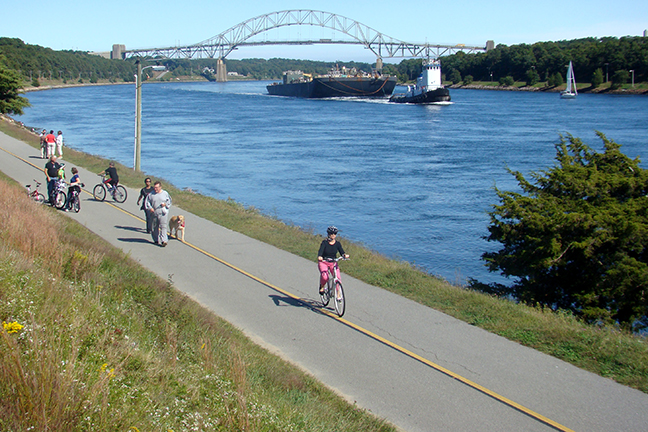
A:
[319,257,348,317]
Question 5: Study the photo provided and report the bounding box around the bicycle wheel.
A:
[113,185,127,203]
[33,193,45,204]
[334,280,345,317]
[93,184,106,201]
[73,196,80,213]
[320,277,332,307]
[54,191,67,209]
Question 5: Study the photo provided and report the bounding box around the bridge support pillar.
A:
[216,58,227,82]
[376,58,383,72]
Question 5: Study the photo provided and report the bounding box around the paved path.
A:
[2,130,647,432]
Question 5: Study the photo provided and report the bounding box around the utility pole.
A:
[134,60,165,172]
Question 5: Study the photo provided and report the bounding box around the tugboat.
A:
[389,59,450,104]
[267,66,397,98]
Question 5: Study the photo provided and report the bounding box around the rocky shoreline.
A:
[448,83,648,95]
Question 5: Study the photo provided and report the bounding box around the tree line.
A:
[438,36,647,88]
[0,38,136,84]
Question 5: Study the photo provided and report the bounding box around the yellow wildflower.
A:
[2,321,24,334]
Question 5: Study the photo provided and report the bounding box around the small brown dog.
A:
[169,215,185,241]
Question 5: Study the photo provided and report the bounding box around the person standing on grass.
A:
[45,130,56,158]
[137,177,154,233]
[56,130,64,157]
[145,181,172,247]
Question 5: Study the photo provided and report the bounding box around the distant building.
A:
[486,40,495,51]
[111,44,125,60]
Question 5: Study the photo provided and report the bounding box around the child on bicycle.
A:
[99,162,119,190]
[317,226,349,294]
[64,167,83,211]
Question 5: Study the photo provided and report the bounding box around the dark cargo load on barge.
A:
[267,68,397,98]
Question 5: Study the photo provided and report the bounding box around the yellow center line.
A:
[2,144,576,432]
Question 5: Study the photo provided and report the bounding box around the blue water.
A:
[16,82,648,284]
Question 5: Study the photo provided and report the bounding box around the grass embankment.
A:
[2,116,648,396]
[0,173,394,429]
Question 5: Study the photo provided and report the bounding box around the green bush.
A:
[499,75,514,86]
[611,70,629,90]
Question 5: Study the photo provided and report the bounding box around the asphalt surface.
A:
[2,129,648,432]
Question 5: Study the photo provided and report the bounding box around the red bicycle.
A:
[25,179,45,204]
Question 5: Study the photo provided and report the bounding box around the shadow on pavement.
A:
[117,238,153,244]
[115,225,146,233]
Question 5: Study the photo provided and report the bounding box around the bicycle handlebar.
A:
[323,256,350,262]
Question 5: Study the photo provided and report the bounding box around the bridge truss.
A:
[124,10,487,60]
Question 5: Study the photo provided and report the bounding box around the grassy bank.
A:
[0,171,394,430]
[2,116,648,396]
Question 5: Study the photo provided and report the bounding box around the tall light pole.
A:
[134,60,165,172]
[629,69,635,87]
[604,63,609,83]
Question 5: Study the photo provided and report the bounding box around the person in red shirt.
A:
[45,130,56,158]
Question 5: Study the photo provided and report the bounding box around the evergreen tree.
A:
[479,133,648,328]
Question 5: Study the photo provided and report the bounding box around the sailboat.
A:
[560,61,577,99]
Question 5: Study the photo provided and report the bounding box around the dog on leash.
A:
[169,215,185,241]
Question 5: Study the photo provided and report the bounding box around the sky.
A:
[3,0,647,63]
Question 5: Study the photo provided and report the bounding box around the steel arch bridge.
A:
[124,10,487,60]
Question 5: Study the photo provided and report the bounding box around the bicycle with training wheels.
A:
[319,257,348,317]
[51,177,68,209]
[66,183,85,213]
[25,179,45,204]
[93,174,127,203]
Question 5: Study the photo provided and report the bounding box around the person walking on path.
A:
[43,155,62,204]
[55,130,64,158]
[39,129,47,158]
[45,130,56,158]
[145,181,172,247]
[137,177,154,234]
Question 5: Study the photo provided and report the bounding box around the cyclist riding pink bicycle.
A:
[317,226,349,295]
